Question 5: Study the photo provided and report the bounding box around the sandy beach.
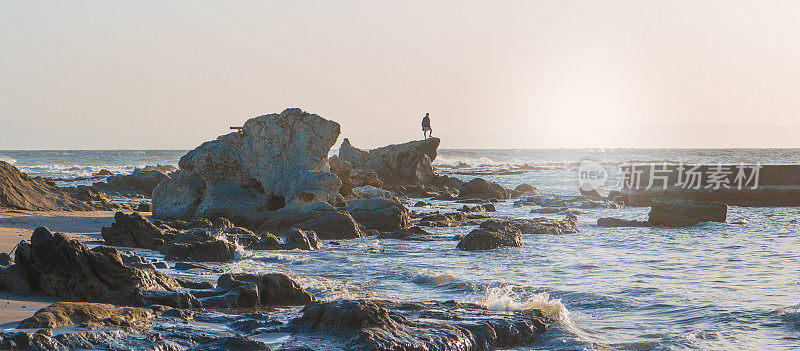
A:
[0,210,126,325]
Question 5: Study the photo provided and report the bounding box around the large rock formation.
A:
[0,161,91,211]
[346,197,409,232]
[338,137,440,186]
[7,227,181,306]
[152,108,342,227]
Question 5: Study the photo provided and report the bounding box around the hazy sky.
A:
[2,1,800,149]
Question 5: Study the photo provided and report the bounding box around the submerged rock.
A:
[481,215,580,235]
[0,161,91,211]
[648,199,728,227]
[160,230,237,262]
[338,137,440,186]
[418,212,468,227]
[153,108,342,227]
[457,223,524,251]
[9,227,180,305]
[377,226,432,240]
[290,299,550,350]
[514,183,539,194]
[347,197,410,232]
[597,217,651,227]
[102,211,176,249]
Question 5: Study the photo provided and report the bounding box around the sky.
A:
[2,1,800,150]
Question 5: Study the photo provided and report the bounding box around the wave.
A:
[472,285,570,322]
[0,154,16,164]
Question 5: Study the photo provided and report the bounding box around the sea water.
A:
[2,148,800,350]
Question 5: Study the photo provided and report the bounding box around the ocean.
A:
[2,148,800,350]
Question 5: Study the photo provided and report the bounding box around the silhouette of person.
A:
[422,113,432,139]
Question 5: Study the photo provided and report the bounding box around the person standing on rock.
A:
[422,113,432,139]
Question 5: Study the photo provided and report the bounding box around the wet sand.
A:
[0,210,127,325]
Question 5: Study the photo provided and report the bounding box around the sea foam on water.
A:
[475,285,571,322]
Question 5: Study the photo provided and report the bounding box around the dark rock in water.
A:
[246,233,283,250]
[457,223,523,251]
[290,299,550,351]
[460,178,511,200]
[378,226,431,240]
[201,273,313,308]
[271,202,364,240]
[607,190,622,201]
[0,161,91,211]
[188,335,271,351]
[480,215,579,235]
[338,137,440,186]
[96,169,114,177]
[347,198,410,232]
[153,108,342,227]
[136,202,152,212]
[418,212,468,227]
[597,217,651,227]
[648,199,728,227]
[102,212,176,249]
[579,187,604,200]
[18,302,158,329]
[10,227,180,305]
[514,183,539,194]
[482,203,496,212]
[284,228,321,251]
[96,169,170,196]
[160,229,237,262]
[394,184,434,198]
[413,200,433,208]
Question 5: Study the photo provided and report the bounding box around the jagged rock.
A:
[246,233,283,250]
[96,169,170,196]
[284,228,321,251]
[482,203,496,212]
[481,216,579,235]
[351,169,382,189]
[418,212,468,227]
[457,223,523,250]
[597,217,651,227]
[136,202,152,212]
[95,169,114,177]
[188,335,271,351]
[160,230,237,262]
[18,302,157,329]
[66,185,109,203]
[648,199,728,227]
[328,155,355,196]
[200,273,313,308]
[347,198,409,232]
[377,226,431,240]
[102,212,176,249]
[0,161,91,211]
[0,264,31,294]
[153,108,342,227]
[339,137,440,186]
[514,183,539,194]
[264,202,364,240]
[290,299,550,350]
[459,178,511,199]
[10,227,180,305]
[138,164,178,173]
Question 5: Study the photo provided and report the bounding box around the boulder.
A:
[457,223,523,250]
[10,227,180,305]
[352,185,397,200]
[347,198,409,232]
[338,137,440,186]
[377,226,431,240]
[96,169,170,196]
[201,273,313,308]
[153,108,342,227]
[648,199,728,227]
[265,202,364,240]
[0,161,91,211]
[284,228,321,251]
[480,216,579,235]
[459,178,511,199]
[290,299,550,350]
[597,217,651,227]
[160,230,237,262]
[328,155,355,196]
[246,233,283,250]
[101,212,176,249]
[514,183,539,194]
[18,302,157,329]
[418,212,468,227]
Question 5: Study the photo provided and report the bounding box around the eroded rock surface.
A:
[0,161,90,211]
[339,137,440,186]
[102,212,176,249]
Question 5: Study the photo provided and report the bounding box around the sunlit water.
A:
[2,148,800,350]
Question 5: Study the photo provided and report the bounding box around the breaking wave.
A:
[472,285,571,322]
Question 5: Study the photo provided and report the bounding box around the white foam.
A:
[0,155,16,164]
[473,285,570,322]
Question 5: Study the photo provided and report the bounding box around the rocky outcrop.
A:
[262,202,364,240]
[200,273,313,308]
[418,212,468,227]
[290,299,550,350]
[459,178,511,199]
[18,302,158,329]
[0,161,91,211]
[514,183,539,194]
[648,199,728,227]
[481,215,579,235]
[338,137,440,186]
[160,230,237,262]
[377,226,431,240]
[457,223,523,251]
[95,170,170,196]
[7,227,180,306]
[284,228,321,251]
[101,212,176,249]
[347,198,409,232]
[153,108,342,227]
